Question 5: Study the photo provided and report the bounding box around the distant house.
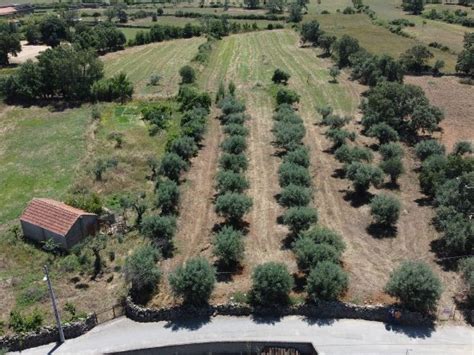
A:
[20,198,99,250]
[0,4,33,17]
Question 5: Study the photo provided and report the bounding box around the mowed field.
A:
[152,29,460,310]
[102,37,205,98]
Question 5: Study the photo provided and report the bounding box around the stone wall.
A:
[125,297,435,327]
[0,314,97,352]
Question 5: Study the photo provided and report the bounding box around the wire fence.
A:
[93,302,125,325]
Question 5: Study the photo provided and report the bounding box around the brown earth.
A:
[405,75,474,152]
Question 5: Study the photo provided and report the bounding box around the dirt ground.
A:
[405,75,474,152]
[9,41,49,64]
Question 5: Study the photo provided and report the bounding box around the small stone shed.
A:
[20,198,98,250]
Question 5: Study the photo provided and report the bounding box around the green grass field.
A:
[0,106,90,224]
[103,37,205,97]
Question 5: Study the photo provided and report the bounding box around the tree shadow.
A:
[384,322,435,339]
[281,233,296,250]
[303,317,336,326]
[342,189,373,207]
[214,262,243,283]
[429,239,459,271]
[383,181,400,190]
[331,168,346,179]
[454,298,474,326]
[293,272,307,293]
[164,313,212,331]
[211,221,249,235]
[415,196,432,207]
[251,313,283,325]
[367,223,398,239]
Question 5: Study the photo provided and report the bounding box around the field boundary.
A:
[125,296,435,327]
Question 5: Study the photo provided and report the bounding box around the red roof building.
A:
[20,198,98,250]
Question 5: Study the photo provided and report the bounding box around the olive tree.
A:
[159,153,189,181]
[272,68,290,85]
[293,237,339,271]
[216,170,249,194]
[370,194,401,227]
[124,245,161,295]
[385,261,442,313]
[213,226,244,268]
[155,179,180,214]
[279,184,312,207]
[282,206,318,234]
[415,140,445,161]
[179,65,196,84]
[345,162,384,195]
[169,257,216,305]
[306,261,348,301]
[140,215,176,254]
[215,193,253,222]
[250,262,293,307]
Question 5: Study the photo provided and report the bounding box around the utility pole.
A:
[43,265,65,344]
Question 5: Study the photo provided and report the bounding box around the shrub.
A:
[452,141,473,156]
[283,146,310,167]
[159,153,188,181]
[272,68,290,85]
[124,245,161,294]
[219,96,246,114]
[279,184,312,207]
[367,122,399,145]
[169,136,198,161]
[223,123,249,136]
[155,179,180,214]
[65,192,102,214]
[9,309,43,334]
[221,112,248,125]
[221,135,247,154]
[385,261,442,313]
[140,215,176,252]
[169,257,216,305]
[213,226,244,267]
[460,257,474,305]
[276,88,300,105]
[91,72,133,103]
[215,193,253,221]
[380,157,404,184]
[306,261,348,301]
[278,162,312,187]
[293,237,339,270]
[282,207,318,234]
[148,73,161,86]
[300,226,346,254]
[182,119,206,143]
[250,262,293,307]
[216,171,249,194]
[58,254,81,273]
[141,104,172,134]
[379,142,404,160]
[415,140,445,161]
[370,194,401,226]
[219,153,248,172]
[325,128,356,149]
[345,162,384,194]
[317,105,333,120]
[179,65,196,84]
[322,114,350,129]
[335,145,373,164]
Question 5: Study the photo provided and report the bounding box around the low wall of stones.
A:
[125,297,435,327]
[0,314,97,352]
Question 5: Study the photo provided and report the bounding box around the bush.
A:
[279,184,312,207]
[282,206,318,234]
[306,261,348,301]
[221,112,248,125]
[334,145,373,164]
[169,257,216,305]
[321,114,350,129]
[219,96,246,115]
[155,179,180,214]
[140,215,176,252]
[278,162,312,187]
[283,146,310,168]
[215,193,253,221]
[452,141,473,156]
[216,171,249,193]
[9,309,43,334]
[272,68,290,85]
[380,157,404,184]
[179,65,196,84]
[159,153,189,181]
[276,88,300,105]
[250,262,293,306]
[293,237,339,270]
[221,135,247,154]
[213,226,244,267]
[124,245,161,294]
[182,119,206,143]
[385,261,442,313]
[91,72,133,103]
[345,162,384,194]
[317,105,333,120]
[370,194,401,226]
[325,128,356,149]
[460,257,474,305]
[223,123,249,136]
[58,254,81,273]
[415,140,445,161]
[219,153,248,172]
[65,192,102,214]
[169,136,198,161]
[379,143,404,160]
[300,226,346,254]
[367,123,399,145]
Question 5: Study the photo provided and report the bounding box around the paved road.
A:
[12,316,473,355]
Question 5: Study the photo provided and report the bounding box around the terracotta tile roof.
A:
[0,7,16,15]
[20,198,96,237]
